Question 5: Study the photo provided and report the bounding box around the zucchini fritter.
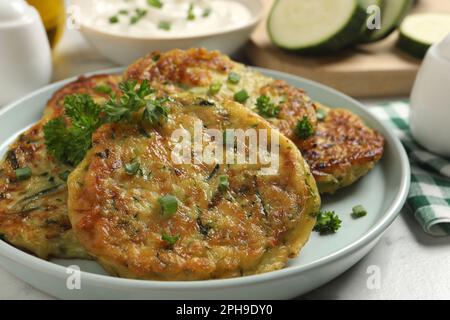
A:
[0,75,121,259]
[124,48,384,194]
[68,94,320,280]
[44,74,121,118]
[124,48,318,140]
[300,106,385,194]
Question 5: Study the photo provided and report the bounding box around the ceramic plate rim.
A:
[0,67,411,290]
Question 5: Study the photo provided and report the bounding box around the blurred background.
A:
[26,0,450,98]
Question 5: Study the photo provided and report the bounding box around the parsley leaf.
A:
[143,97,171,126]
[44,80,166,166]
[64,94,102,129]
[295,116,315,140]
[44,95,101,166]
[313,211,342,235]
[103,80,154,123]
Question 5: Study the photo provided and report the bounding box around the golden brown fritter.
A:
[44,74,122,118]
[0,119,88,259]
[124,48,384,194]
[124,48,317,133]
[125,49,232,90]
[68,93,320,280]
[258,80,317,144]
[300,106,385,194]
[0,74,121,259]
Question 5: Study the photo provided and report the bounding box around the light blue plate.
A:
[0,68,410,299]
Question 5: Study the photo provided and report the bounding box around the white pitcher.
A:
[0,0,52,106]
[410,33,450,158]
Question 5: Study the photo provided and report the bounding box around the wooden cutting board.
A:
[246,0,450,98]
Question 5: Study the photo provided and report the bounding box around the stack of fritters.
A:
[68,94,320,280]
[125,48,384,194]
[0,49,384,280]
[0,75,121,259]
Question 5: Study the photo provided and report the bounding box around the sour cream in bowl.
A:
[72,0,263,65]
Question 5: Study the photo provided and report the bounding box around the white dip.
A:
[86,0,253,38]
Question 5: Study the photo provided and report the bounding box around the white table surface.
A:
[1,29,449,300]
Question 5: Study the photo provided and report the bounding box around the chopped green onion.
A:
[158,21,171,31]
[161,233,179,246]
[124,162,140,175]
[94,85,112,95]
[234,90,249,104]
[316,108,328,121]
[352,205,368,219]
[58,170,71,182]
[208,82,222,95]
[187,3,196,20]
[118,9,129,15]
[109,16,119,24]
[159,195,179,217]
[202,7,212,17]
[255,95,280,118]
[218,175,229,192]
[15,167,32,180]
[147,0,163,9]
[295,116,315,140]
[228,72,241,84]
[131,9,147,24]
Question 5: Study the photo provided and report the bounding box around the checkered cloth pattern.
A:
[370,100,450,236]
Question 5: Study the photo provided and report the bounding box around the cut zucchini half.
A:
[398,14,450,59]
[267,0,367,53]
[361,0,413,43]
[359,0,382,11]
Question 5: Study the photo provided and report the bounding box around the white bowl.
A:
[0,0,52,105]
[72,0,263,65]
[410,33,450,157]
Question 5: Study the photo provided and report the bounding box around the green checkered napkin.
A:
[370,100,450,237]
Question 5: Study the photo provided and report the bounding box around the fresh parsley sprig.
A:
[143,97,172,126]
[313,211,342,235]
[295,116,315,140]
[44,95,102,166]
[44,80,168,166]
[103,80,155,123]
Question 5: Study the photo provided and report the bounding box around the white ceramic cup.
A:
[0,0,52,106]
[410,33,450,158]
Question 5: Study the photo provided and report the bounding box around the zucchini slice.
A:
[361,0,413,43]
[359,0,382,11]
[267,0,367,53]
[398,14,450,59]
